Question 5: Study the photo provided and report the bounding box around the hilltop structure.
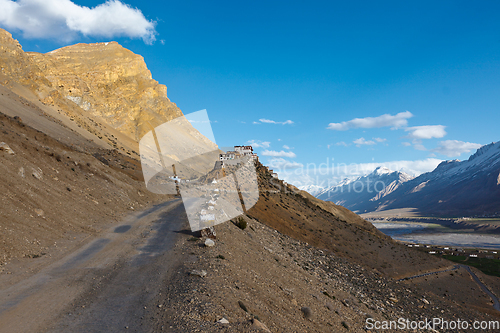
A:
[216,145,258,169]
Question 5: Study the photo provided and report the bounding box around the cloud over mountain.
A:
[0,0,156,43]
[432,140,483,157]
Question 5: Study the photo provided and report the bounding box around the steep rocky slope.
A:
[0,29,50,92]
[0,27,210,266]
[0,27,181,142]
[245,163,446,278]
[0,28,217,163]
[0,111,167,267]
[27,42,183,142]
[153,190,500,332]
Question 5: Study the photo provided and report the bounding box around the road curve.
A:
[460,264,500,312]
[0,199,189,333]
[396,265,460,281]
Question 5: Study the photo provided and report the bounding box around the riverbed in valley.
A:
[372,221,500,250]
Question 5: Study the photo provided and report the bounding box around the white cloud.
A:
[336,141,349,146]
[353,137,376,146]
[255,118,294,125]
[262,150,296,158]
[380,158,443,176]
[405,125,447,139]
[268,158,303,170]
[403,138,429,151]
[327,111,413,131]
[188,119,216,123]
[246,140,271,148]
[282,145,291,149]
[432,140,482,157]
[412,141,427,151]
[0,0,157,44]
[352,137,386,147]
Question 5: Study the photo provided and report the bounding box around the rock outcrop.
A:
[0,28,205,144]
[0,29,51,92]
[27,42,183,141]
[0,28,217,176]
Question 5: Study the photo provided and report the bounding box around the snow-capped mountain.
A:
[315,167,413,213]
[298,184,326,196]
[364,142,500,216]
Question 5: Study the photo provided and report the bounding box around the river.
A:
[373,222,500,250]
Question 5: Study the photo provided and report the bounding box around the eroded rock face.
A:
[0,29,51,92]
[27,42,183,141]
[0,28,183,141]
[1,28,218,178]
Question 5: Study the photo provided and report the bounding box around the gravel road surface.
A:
[0,199,188,333]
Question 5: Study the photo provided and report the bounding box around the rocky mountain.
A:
[161,209,499,332]
[27,42,184,141]
[316,167,413,213]
[0,28,216,162]
[364,141,500,216]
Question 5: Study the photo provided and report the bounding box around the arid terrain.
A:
[153,211,500,332]
[1,27,499,332]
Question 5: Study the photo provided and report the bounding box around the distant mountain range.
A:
[369,141,500,216]
[302,142,500,217]
[311,167,413,213]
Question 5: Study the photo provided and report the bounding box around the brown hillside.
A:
[0,110,167,268]
[245,162,449,278]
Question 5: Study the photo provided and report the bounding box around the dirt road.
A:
[0,199,188,333]
[460,265,500,312]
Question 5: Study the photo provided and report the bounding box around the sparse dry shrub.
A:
[235,216,247,230]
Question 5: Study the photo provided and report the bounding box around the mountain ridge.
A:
[315,166,413,213]
[27,40,184,141]
[368,141,500,216]
[314,142,500,216]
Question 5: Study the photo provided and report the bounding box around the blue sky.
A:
[2,0,500,188]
